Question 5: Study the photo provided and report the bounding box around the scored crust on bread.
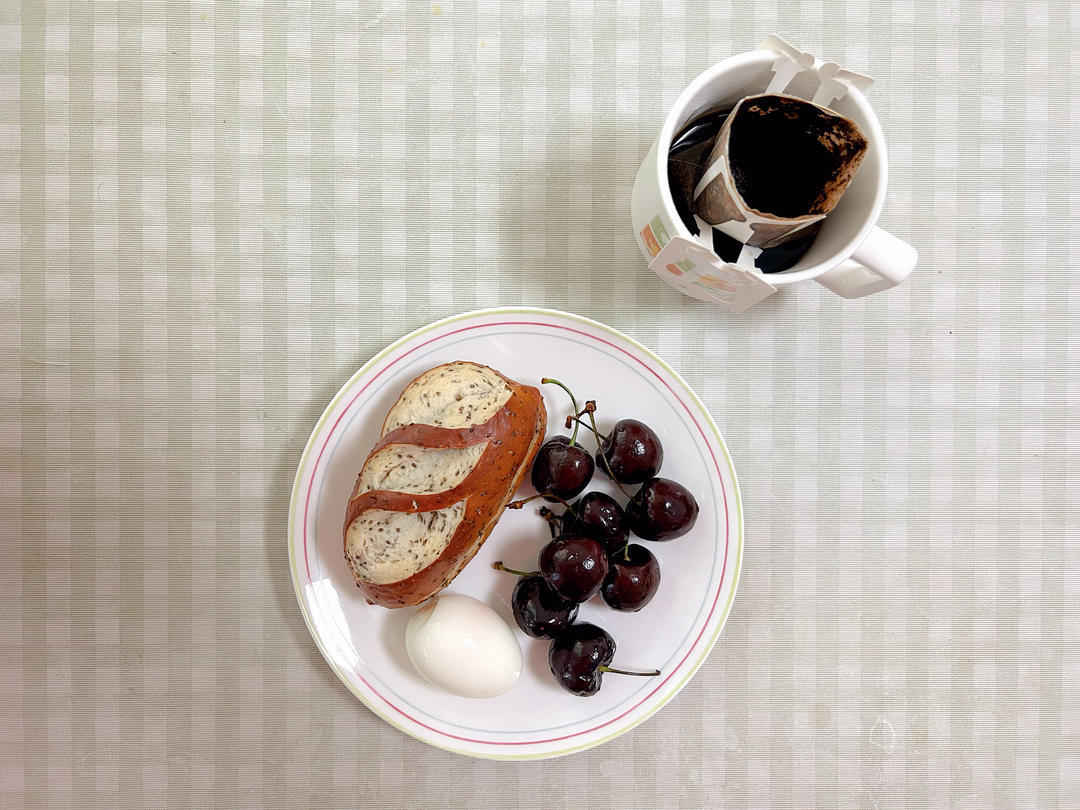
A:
[343,361,546,608]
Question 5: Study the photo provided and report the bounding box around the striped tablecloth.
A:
[3,1,1077,807]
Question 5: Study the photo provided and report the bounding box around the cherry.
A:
[562,491,627,555]
[596,419,663,485]
[509,574,579,639]
[548,623,659,696]
[625,477,699,541]
[548,623,614,696]
[531,377,596,501]
[601,543,661,612]
[538,534,610,603]
[531,436,594,501]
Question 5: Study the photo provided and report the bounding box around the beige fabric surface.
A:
[3,0,1078,807]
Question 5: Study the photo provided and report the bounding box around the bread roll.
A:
[344,362,546,608]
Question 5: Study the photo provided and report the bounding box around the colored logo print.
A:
[639,215,673,259]
[649,216,671,248]
[640,224,661,258]
[665,258,695,277]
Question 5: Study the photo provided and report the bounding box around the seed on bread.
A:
[357,443,486,496]
[346,503,466,585]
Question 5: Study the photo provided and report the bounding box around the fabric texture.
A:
[2,1,1078,807]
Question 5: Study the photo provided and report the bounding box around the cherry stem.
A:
[622,541,631,562]
[541,377,582,446]
[538,506,561,539]
[583,401,607,447]
[599,665,661,677]
[565,413,607,443]
[567,413,634,498]
[509,493,576,515]
[492,561,537,577]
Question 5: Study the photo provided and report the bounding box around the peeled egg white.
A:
[405,594,523,698]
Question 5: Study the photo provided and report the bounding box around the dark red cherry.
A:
[562,491,627,555]
[548,623,659,696]
[548,623,616,696]
[510,575,579,639]
[601,544,661,612]
[597,419,663,484]
[625,477,699,541]
[538,534,609,603]
[531,436,594,501]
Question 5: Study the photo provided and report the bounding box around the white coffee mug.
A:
[631,46,917,310]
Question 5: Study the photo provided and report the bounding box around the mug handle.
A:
[814,226,917,299]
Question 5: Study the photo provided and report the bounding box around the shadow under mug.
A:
[631,48,917,303]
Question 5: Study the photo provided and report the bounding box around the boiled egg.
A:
[405,594,522,698]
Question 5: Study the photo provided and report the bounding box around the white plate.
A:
[288,307,743,759]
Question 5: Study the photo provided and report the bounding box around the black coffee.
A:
[709,220,822,272]
[667,110,730,236]
[667,106,818,274]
